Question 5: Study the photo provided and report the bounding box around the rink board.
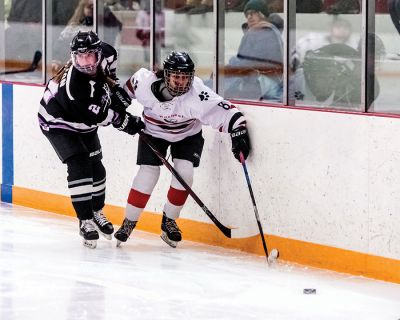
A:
[2,82,400,284]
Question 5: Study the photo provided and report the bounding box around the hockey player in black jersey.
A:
[114,51,251,248]
[38,31,145,248]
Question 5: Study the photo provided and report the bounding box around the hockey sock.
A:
[92,160,106,212]
[66,154,93,220]
[126,165,160,221]
[163,159,193,220]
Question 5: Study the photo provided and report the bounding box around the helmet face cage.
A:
[163,51,195,96]
[164,69,194,96]
[70,31,102,74]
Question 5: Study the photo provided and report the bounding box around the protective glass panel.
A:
[159,0,214,83]
[291,0,363,111]
[220,0,284,103]
[46,1,86,80]
[0,1,5,73]
[368,0,399,113]
[1,0,43,83]
[97,1,167,83]
[97,0,129,82]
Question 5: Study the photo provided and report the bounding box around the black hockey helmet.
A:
[70,30,102,74]
[163,51,195,96]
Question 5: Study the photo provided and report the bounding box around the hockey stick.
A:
[138,131,233,238]
[0,51,42,75]
[239,152,279,264]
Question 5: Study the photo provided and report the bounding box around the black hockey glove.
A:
[230,126,251,162]
[113,112,145,136]
[111,85,132,112]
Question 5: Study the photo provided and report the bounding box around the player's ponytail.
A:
[52,61,73,83]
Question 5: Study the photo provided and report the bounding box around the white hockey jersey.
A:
[124,68,245,142]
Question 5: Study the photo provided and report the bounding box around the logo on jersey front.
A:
[159,101,173,111]
[199,91,210,101]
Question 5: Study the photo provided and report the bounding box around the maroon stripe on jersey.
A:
[144,115,196,126]
[144,115,165,125]
[167,186,189,206]
[125,79,135,96]
[158,123,194,130]
[128,189,151,208]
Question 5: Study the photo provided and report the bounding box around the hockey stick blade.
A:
[0,50,42,75]
[240,152,278,264]
[139,132,233,238]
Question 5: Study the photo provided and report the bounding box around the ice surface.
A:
[0,203,399,320]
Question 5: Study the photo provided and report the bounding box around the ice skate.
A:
[80,219,99,249]
[160,213,182,248]
[114,218,137,247]
[93,210,114,240]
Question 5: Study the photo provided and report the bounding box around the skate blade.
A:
[83,239,97,249]
[100,232,112,240]
[160,231,177,248]
[114,233,129,247]
[94,225,113,240]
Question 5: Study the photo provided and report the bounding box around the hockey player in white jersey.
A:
[114,51,250,248]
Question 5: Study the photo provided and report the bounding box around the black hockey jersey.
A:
[38,63,120,133]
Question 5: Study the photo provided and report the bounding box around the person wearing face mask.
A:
[223,0,284,102]
[113,51,251,248]
[38,31,145,249]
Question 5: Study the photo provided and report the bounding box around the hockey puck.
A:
[303,288,316,294]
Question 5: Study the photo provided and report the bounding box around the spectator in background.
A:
[293,18,358,65]
[51,0,122,74]
[292,17,360,107]
[223,0,283,102]
[299,33,384,110]
[301,43,361,107]
[135,0,165,64]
